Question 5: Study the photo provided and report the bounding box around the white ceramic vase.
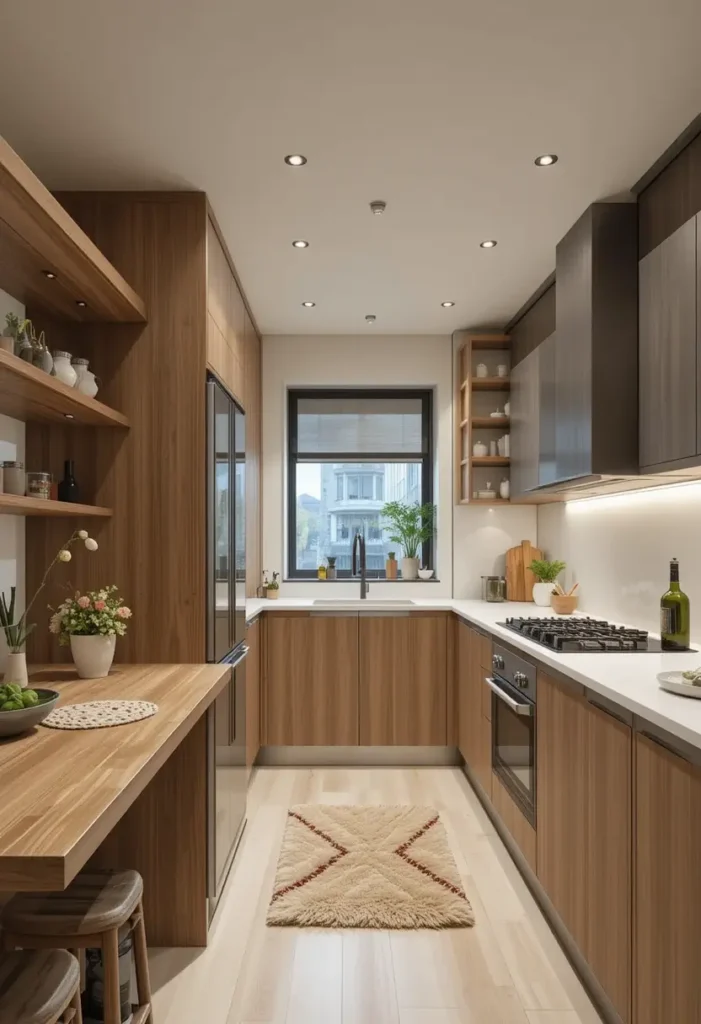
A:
[70,634,116,678]
[533,582,555,607]
[4,652,28,689]
[401,557,420,581]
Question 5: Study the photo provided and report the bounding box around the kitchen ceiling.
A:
[1,0,701,335]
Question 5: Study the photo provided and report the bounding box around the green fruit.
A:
[21,690,39,707]
[6,683,23,695]
[1,698,22,711]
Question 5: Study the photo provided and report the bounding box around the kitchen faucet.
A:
[352,533,369,599]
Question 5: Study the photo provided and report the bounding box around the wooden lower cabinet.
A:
[359,614,447,745]
[245,617,260,768]
[634,732,701,1024]
[491,772,536,871]
[537,672,631,1022]
[456,620,492,797]
[264,614,359,745]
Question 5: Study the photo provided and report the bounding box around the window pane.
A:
[296,396,424,454]
[294,461,424,573]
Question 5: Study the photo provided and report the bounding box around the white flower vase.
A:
[401,557,420,581]
[4,652,28,688]
[533,582,555,607]
[70,634,116,679]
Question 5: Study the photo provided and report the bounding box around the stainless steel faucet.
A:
[352,533,369,599]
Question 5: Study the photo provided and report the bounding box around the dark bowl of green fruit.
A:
[0,683,60,738]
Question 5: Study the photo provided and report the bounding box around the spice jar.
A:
[27,472,51,500]
[3,461,25,496]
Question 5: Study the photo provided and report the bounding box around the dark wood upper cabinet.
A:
[639,215,697,470]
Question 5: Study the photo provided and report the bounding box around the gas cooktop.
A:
[498,616,693,654]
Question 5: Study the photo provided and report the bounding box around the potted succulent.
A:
[3,312,30,358]
[386,551,398,580]
[381,501,436,581]
[50,584,132,678]
[27,322,53,374]
[528,559,566,607]
[327,556,337,581]
[263,570,280,599]
[0,530,99,687]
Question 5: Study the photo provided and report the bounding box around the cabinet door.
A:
[457,619,473,761]
[510,347,540,498]
[265,614,359,745]
[245,617,260,769]
[538,332,557,487]
[639,216,697,468]
[536,672,588,951]
[635,733,701,1024]
[359,615,447,745]
[586,702,631,1024]
[469,629,492,796]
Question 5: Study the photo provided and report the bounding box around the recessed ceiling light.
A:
[480,240,497,248]
[284,154,307,166]
[292,239,309,248]
[365,314,376,324]
[76,300,87,308]
[441,301,455,308]
[535,154,558,166]
[369,200,387,215]
[42,270,57,279]
[64,413,74,420]
[302,301,316,307]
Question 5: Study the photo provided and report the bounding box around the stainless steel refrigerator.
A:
[206,375,247,918]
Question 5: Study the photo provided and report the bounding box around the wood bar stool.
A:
[0,949,82,1023]
[1,868,153,1024]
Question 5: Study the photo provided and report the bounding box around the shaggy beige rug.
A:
[267,804,474,929]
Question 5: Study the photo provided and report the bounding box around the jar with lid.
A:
[27,472,51,500]
[481,575,506,602]
[53,351,77,387]
[3,461,25,496]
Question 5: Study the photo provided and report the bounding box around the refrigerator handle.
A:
[206,381,217,663]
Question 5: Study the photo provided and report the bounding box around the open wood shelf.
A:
[468,334,511,350]
[0,135,146,322]
[0,494,112,517]
[472,415,510,428]
[460,498,512,505]
[0,350,129,426]
[472,456,510,467]
[471,378,510,391]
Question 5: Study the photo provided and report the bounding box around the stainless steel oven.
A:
[487,644,536,827]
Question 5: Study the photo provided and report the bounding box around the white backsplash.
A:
[453,503,538,599]
[537,483,701,637]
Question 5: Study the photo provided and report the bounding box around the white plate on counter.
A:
[658,671,701,699]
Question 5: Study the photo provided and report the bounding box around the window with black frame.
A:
[288,389,434,578]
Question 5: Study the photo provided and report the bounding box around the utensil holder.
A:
[551,594,579,615]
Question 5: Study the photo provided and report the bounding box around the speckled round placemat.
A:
[42,700,159,730]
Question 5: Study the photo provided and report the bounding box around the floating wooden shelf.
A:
[472,416,510,428]
[471,378,511,391]
[0,135,146,322]
[468,334,511,351]
[0,350,129,426]
[461,498,512,506]
[0,494,112,517]
[472,456,510,467]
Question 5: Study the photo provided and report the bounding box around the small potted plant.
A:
[50,585,132,678]
[263,570,280,599]
[386,551,397,580]
[3,312,30,358]
[327,556,337,580]
[381,501,436,581]
[27,322,53,374]
[528,559,566,607]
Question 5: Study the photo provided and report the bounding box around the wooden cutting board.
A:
[505,539,542,601]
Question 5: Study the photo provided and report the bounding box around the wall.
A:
[0,288,25,661]
[537,486,701,636]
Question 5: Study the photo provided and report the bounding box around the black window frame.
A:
[287,387,434,579]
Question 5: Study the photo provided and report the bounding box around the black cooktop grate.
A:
[498,616,675,653]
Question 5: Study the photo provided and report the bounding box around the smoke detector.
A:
[365,314,376,324]
[369,200,387,216]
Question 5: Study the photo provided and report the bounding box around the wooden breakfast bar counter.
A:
[0,663,230,947]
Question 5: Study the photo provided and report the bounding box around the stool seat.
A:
[2,868,143,936]
[0,949,80,1024]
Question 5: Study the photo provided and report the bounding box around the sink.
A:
[312,599,415,607]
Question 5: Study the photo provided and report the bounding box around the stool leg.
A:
[102,928,122,1024]
[132,901,153,1022]
[69,977,84,1024]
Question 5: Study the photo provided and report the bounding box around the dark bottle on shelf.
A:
[660,558,690,651]
[57,460,80,503]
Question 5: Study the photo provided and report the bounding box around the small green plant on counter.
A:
[263,570,280,591]
[528,559,566,583]
[381,501,436,561]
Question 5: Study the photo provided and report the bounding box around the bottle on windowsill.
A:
[660,558,690,651]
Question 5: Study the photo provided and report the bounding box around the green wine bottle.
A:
[660,558,690,651]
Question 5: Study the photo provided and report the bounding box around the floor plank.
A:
[284,931,342,1024]
[343,931,399,1024]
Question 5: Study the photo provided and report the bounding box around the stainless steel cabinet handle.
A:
[485,676,534,717]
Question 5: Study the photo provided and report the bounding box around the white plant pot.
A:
[70,634,116,679]
[533,582,555,607]
[401,557,420,581]
[4,652,28,688]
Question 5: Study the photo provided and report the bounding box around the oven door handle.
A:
[485,676,534,716]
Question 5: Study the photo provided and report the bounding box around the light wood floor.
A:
[148,767,603,1024]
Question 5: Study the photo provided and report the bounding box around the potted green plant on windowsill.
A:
[263,571,280,599]
[528,558,566,607]
[386,551,398,580]
[326,556,337,580]
[381,501,436,581]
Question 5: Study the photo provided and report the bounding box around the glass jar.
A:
[27,471,51,500]
[3,461,25,496]
[481,575,506,602]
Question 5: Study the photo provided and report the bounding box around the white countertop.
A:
[246,596,701,750]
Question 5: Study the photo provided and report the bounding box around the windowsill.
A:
[283,576,441,583]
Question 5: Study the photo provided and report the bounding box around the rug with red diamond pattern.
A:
[266,804,475,929]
